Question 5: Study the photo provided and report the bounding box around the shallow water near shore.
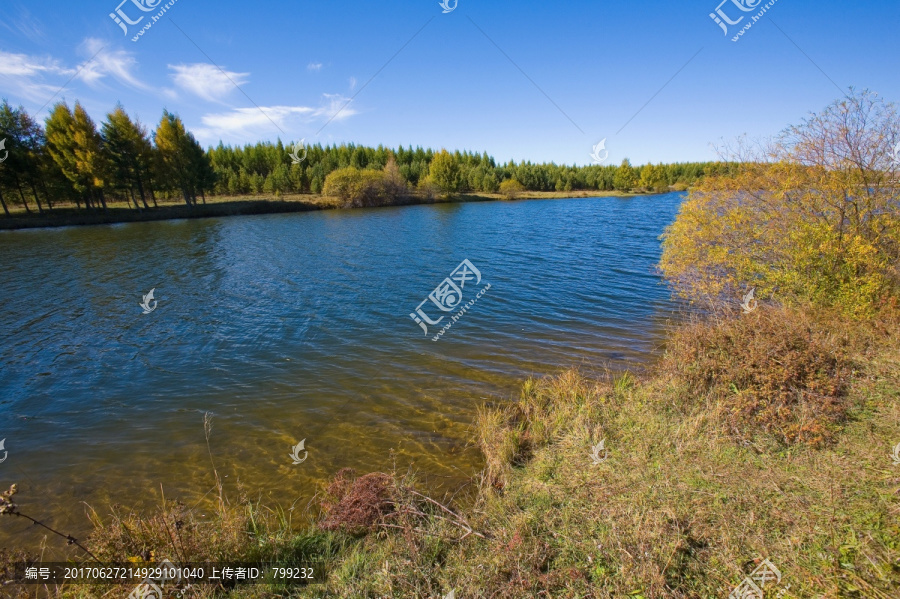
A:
[0,193,683,554]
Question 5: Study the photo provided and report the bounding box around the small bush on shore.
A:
[499,178,525,199]
[322,167,390,208]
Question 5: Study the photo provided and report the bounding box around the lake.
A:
[0,193,683,551]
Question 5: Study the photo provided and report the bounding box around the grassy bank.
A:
[4,304,898,598]
[0,189,655,230]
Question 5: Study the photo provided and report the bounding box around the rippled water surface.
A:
[0,194,683,549]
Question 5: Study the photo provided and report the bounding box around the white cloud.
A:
[0,51,66,77]
[0,49,74,104]
[307,62,323,72]
[169,63,250,102]
[349,77,357,91]
[200,106,313,132]
[317,94,357,123]
[192,95,359,143]
[76,38,151,91]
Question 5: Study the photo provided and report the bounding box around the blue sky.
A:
[1,0,897,166]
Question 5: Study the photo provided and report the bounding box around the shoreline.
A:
[0,189,659,231]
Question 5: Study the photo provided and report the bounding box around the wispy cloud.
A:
[169,63,250,103]
[0,38,164,112]
[307,62,323,72]
[77,38,151,91]
[0,2,46,44]
[193,95,359,143]
[349,77,358,91]
[0,49,74,105]
[0,51,67,78]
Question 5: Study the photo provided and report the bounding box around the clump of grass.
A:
[476,369,620,490]
[319,469,395,536]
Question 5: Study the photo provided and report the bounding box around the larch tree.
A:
[102,106,155,210]
[155,110,211,206]
[613,159,639,191]
[0,101,49,214]
[429,149,462,195]
[45,102,110,210]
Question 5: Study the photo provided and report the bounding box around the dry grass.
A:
[659,306,858,446]
[319,470,395,536]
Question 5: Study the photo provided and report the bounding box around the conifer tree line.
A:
[0,98,733,216]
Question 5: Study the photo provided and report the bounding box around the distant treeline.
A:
[209,142,736,197]
[0,99,735,216]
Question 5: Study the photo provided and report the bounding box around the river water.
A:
[0,193,683,551]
